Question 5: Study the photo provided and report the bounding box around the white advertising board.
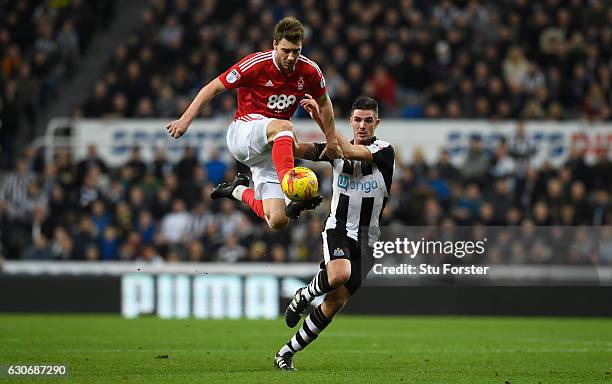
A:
[72,119,612,167]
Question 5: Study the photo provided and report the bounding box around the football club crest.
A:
[333,248,345,257]
[297,76,304,90]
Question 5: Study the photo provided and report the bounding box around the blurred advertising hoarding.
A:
[2,262,611,318]
[64,119,612,167]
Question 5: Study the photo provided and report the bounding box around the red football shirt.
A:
[218,50,327,121]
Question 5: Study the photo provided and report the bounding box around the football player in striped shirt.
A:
[274,96,395,371]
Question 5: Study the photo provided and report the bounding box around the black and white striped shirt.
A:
[0,171,35,220]
[312,137,395,246]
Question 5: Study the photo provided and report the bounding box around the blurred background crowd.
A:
[0,0,115,161]
[0,0,611,265]
[1,121,610,264]
[74,0,612,121]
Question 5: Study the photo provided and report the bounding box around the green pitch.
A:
[0,315,610,383]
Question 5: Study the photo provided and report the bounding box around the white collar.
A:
[272,50,280,71]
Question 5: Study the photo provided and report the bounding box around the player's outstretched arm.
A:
[335,133,373,161]
[294,142,318,161]
[314,93,343,159]
[166,78,226,139]
[300,95,372,161]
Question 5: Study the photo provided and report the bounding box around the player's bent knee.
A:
[327,266,351,287]
[267,120,294,141]
[269,219,288,230]
[267,212,288,230]
[276,119,294,132]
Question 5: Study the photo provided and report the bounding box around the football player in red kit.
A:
[166,17,342,229]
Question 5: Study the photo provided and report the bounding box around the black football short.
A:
[320,229,374,295]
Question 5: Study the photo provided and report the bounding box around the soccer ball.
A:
[281,166,319,201]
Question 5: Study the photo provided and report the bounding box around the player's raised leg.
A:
[211,173,266,220]
[213,117,322,228]
[265,119,323,220]
[266,119,295,184]
[211,173,321,229]
[212,117,283,224]
[261,198,287,230]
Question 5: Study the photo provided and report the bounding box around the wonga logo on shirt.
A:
[338,174,379,193]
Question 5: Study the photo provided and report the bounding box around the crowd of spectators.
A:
[1,0,611,265]
[78,0,612,122]
[0,124,610,265]
[0,0,115,168]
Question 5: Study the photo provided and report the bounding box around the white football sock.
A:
[232,185,247,201]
